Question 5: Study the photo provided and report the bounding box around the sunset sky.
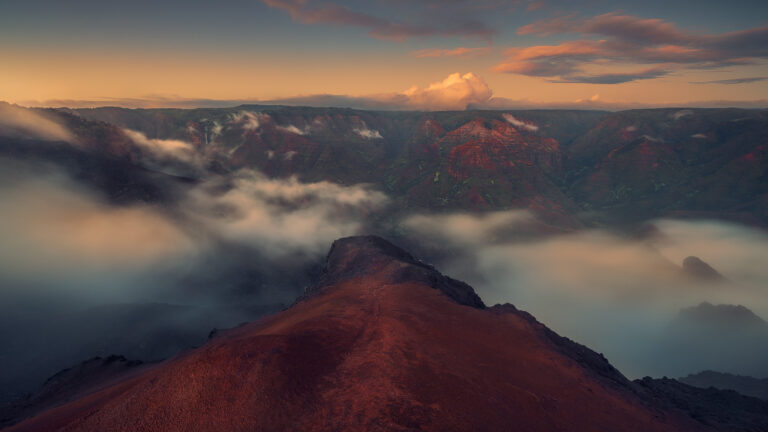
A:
[1,0,767,109]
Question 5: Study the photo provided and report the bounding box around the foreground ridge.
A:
[300,235,486,309]
[7,236,717,431]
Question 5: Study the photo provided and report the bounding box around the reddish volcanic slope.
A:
[9,237,705,432]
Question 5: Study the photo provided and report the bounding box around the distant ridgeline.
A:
[56,105,768,229]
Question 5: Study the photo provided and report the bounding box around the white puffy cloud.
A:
[400,72,492,110]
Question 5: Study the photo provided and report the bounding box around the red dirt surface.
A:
[9,237,706,432]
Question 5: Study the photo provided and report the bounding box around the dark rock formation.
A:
[683,256,725,281]
[680,371,768,401]
[302,235,485,309]
[635,377,768,431]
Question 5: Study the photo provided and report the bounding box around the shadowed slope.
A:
[8,236,705,432]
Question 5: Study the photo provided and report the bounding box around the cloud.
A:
[261,0,496,41]
[651,219,768,289]
[353,127,383,139]
[548,67,669,84]
[404,210,537,245]
[502,113,539,131]
[277,124,309,135]
[498,12,768,83]
[0,155,392,398]
[401,210,768,378]
[0,146,391,299]
[0,165,194,294]
[0,102,75,143]
[526,1,544,11]
[480,94,768,111]
[399,72,493,110]
[690,77,767,85]
[517,12,691,43]
[187,171,389,258]
[410,46,492,58]
[265,72,493,111]
[671,109,693,120]
[20,72,493,111]
[17,73,768,113]
[123,129,196,161]
[230,111,269,130]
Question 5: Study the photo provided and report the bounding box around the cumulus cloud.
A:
[266,72,494,111]
[0,102,75,143]
[263,72,492,111]
[502,113,539,132]
[400,72,492,110]
[496,12,768,84]
[261,0,496,41]
[410,46,492,58]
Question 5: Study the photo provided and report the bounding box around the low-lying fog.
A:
[1,104,767,403]
[404,211,768,379]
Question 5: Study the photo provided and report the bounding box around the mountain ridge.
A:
[4,235,710,432]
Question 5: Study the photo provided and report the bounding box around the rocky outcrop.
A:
[680,371,768,401]
[635,377,768,431]
[302,235,485,309]
[682,256,725,281]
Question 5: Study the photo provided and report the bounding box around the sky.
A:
[1,0,767,109]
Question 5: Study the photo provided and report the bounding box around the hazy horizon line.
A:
[8,97,768,112]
